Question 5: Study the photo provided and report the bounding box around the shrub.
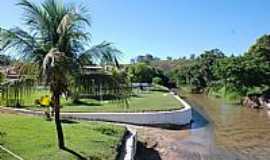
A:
[152,77,163,85]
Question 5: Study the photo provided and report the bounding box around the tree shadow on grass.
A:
[150,89,169,93]
[60,119,79,124]
[131,94,144,98]
[135,141,161,160]
[65,101,102,107]
[62,147,88,160]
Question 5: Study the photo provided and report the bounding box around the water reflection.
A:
[190,108,209,129]
[184,94,270,160]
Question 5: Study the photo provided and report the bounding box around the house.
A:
[81,65,114,75]
[0,66,20,80]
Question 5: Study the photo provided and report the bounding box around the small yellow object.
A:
[40,96,51,107]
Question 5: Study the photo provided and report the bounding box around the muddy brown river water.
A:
[135,94,270,160]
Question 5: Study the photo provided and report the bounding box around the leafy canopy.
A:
[0,0,127,106]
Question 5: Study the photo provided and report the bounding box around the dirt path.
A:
[133,125,194,160]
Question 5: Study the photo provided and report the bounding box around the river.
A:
[135,93,270,160]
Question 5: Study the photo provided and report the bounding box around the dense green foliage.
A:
[180,49,225,91]
[137,35,270,102]
[127,62,168,84]
[128,63,155,83]
[210,36,270,99]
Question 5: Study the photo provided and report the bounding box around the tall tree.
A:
[128,63,155,83]
[0,0,124,149]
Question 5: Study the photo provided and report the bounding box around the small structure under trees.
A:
[0,0,130,151]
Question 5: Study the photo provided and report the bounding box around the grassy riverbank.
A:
[179,85,242,103]
[1,89,183,112]
[207,86,242,103]
[0,113,125,160]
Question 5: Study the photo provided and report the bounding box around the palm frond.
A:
[83,41,122,67]
[0,27,37,57]
[17,0,50,36]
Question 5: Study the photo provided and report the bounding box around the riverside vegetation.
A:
[130,35,270,108]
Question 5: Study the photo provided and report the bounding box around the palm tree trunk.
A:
[53,92,65,149]
[50,95,55,117]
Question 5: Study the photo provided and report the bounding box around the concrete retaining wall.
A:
[62,94,192,126]
[122,127,137,160]
[1,93,192,126]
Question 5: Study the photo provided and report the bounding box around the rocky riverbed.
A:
[242,93,270,109]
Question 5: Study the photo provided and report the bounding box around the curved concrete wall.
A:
[123,127,137,160]
[62,94,192,126]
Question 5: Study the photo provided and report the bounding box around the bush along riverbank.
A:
[159,35,270,109]
[207,86,243,104]
[179,85,243,104]
[207,84,270,109]
[180,84,270,109]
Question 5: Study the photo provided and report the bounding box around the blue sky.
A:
[1,0,270,63]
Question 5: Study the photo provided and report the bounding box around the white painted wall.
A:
[124,127,137,160]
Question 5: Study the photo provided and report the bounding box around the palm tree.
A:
[0,0,125,149]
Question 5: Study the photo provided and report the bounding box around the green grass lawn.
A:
[60,90,183,113]
[0,87,183,112]
[0,113,125,160]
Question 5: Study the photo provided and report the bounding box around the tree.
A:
[166,56,172,61]
[176,49,226,90]
[130,58,135,64]
[88,41,122,68]
[0,0,125,150]
[133,54,160,64]
[128,63,155,83]
[243,35,270,87]
[212,36,270,96]
[136,55,145,63]
[198,49,225,86]
[213,57,245,88]
[190,54,195,60]
[145,54,154,61]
